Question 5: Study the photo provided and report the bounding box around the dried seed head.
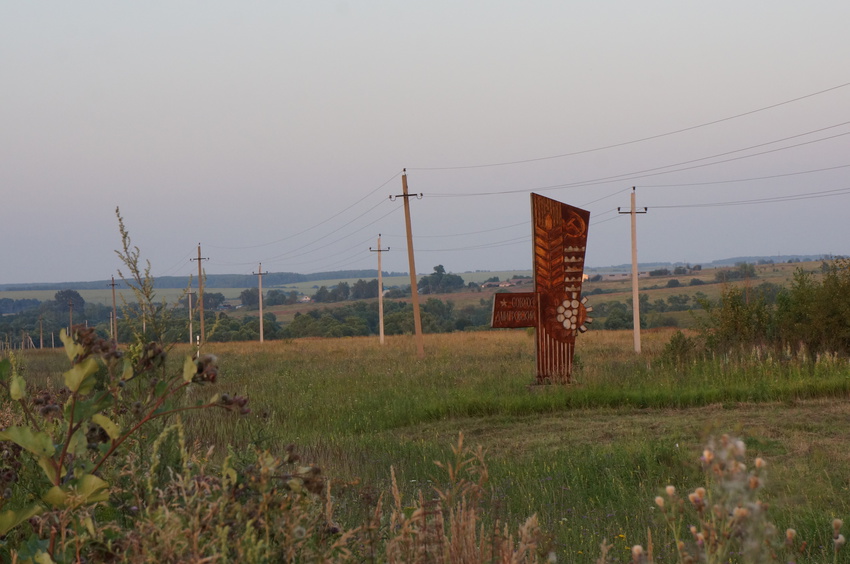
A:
[733,506,750,519]
[655,496,665,509]
[666,485,676,497]
[733,439,746,456]
[755,457,766,469]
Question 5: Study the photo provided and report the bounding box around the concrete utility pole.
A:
[253,263,269,343]
[108,276,119,345]
[391,170,425,358]
[370,235,390,345]
[618,187,648,353]
[191,244,209,346]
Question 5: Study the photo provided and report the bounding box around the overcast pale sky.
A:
[2,2,849,285]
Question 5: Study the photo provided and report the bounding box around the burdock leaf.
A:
[0,427,55,457]
[59,328,84,362]
[10,374,25,400]
[182,356,197,383]
[63,357,98,394]
[38,455,59,484]
[91,414,120,440]
[67,390,114,422]
[43,474,109,508]
[67,428,88,457]
[121,359,134,381]
[0,504,43,536]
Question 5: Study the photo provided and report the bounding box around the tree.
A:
[265,289,287,306]
[418,265,465,295]
[666,294,691,311]
[203,292,226,310]
[715,262,758,283]
[330,281,350,301]
[602,303,631,330]
[312,286,331,303]
[54,289,85,315]
[385,286,409,299]
[240,287,260,308]
[351,279,380,300]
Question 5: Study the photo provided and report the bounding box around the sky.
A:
[2,2,850,285]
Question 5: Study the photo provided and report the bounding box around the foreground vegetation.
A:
[4,327,850,562]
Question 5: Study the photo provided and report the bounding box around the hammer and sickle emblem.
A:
[563,213,587,237]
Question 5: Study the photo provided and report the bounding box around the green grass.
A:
[15,328,850,561]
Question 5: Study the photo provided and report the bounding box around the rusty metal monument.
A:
[492,193,592,384]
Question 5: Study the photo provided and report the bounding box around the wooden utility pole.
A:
[39,317,43,349]
[108,276,119,344]
[188,292,193,345]
[191,244,209,346]
[392,170,425,358]
[618,187,648,353]
[370,235,390,345]
[253,263,269,343]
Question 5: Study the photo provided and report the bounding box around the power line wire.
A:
[427,124,850,197]
[639,163,850,188]
[407,81,850,170]
[258,204,403,266]
[207,170,402,251]
[417,234,532,253]
[652,186,850,209]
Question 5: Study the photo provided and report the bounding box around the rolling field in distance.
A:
[0,261,819,314]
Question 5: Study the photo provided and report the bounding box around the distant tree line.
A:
[281,298,492,339]
[237,266,470,310]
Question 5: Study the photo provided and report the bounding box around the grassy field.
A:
[18,325,850,561]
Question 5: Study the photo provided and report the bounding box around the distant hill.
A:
[593,254,836,273]
[0,269,406,292]
[1,255,842,291]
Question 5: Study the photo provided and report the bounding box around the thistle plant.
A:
[623,434,837,564]
[0,215,249,562]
